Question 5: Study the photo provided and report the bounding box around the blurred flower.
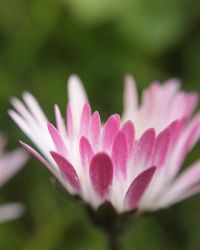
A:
[9,75,200,214]
[0,133,28,223]
[122,75,199,137]
[122,76,200,210]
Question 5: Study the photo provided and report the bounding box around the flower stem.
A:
[107,231,121,250]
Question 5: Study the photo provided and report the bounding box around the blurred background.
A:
[0,0,200,249]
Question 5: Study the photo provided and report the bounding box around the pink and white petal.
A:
[112,131,128,176]
[54,104,67,140]
[138,80,188,135]
[184,112,200,150]
[48,123,68,157]
[22,92,48,128]
[51,151,81,192]
[156,183,200,210]
[167,184,200,208]
[122,75,138,121]
[90,153,113,198]
[184,92,199,117]
[0,203,25,223]
[152,128,170,167]
[19,141,56,174]
[80,103,91,136]
[156,161,200,209]
[162,79,180,93]
[168,160,200,195]
[122,120,135,155]
[9,110,34,139]
[9,109,55,164]
[79,136,94,168]
[20,142,74,195]
[0,148,28,188]
[102,114,120,151]
[10,97,39,126]
[11,96,51,155]
[168,118,187,146]
[169,92,198,122]
[66,104,74,139]
[155,80,180,118]
[171,112,200,176]
[140,83,161,122]
[67,75,88,131]
[132,128,155,169]
[125,167,156,210]
[89,111,101,147]
[161,79,180,103]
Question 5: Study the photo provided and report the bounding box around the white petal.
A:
[0,203,25,223]
[54,104,67,141]
[122,75,138,121]
[67,75,88,132]
[150,160,200,209]
[22,92,48,128]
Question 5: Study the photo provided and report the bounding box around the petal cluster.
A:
[123,76,199,137]
[10,75,200,213]
[123,76,200,210]
[0,133,28,223]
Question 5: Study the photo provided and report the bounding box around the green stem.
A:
[107,232,121,250]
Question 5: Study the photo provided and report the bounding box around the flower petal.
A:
[125,166,156,210]
[170,92,199,120]
[0,203,25,223]
[19,141,54,173]
[51,152,81,192]
[66,103,74,138]
[80,103,91,136]
[169,160,200,195]
[171,112,200,176]
[133,128,155,168]
[22,92,48,128]
[90,153,113,198]
[183,113,200,152]
[9,102,55,165]
[123,75,138,121]
[102,114,120,151]
[152,128,170,167]
[80,136,94,168]
[48,123,68,157]
[54,104,67,140]
[167,184,200,208]
[68,75,88,130]
[0,148,28,188]
[89,111,101,147]
[122,120,135,154]
[168,118,186,145]
[112,131,128,176]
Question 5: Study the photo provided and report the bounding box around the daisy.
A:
[9,75,200,213]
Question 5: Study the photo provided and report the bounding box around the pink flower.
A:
[9,75,200,213]
[123,75,199,137]
[0,133,28,223]
[122,76,200,211]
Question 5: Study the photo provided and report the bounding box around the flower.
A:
[0,133,28,223]
[122,75,199,137]
[9,75,200,213]
[122,76,200,211]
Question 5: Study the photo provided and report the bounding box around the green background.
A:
[0,0,200,249]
